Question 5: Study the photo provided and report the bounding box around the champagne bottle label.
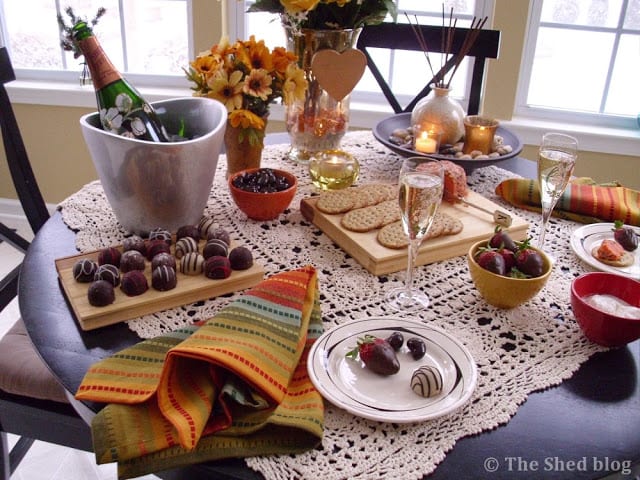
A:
[78,36,121,90]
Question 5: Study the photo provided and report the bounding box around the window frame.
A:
[514,0,639,131]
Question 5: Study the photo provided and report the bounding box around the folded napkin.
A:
[76,266,324,479]
[496,178,640,226]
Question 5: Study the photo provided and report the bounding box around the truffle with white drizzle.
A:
[410,365,443,398]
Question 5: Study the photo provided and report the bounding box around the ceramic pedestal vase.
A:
[285,27,361,163]
[224,120,266,178]
[411,86,466,146]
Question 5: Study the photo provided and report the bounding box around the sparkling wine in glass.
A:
[386,158,444,311]
[537,133,578,250]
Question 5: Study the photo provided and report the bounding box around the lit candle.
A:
[309,150,360,190]
[414,131,438,153]
[413,125,442,154]
[463,116,499,154]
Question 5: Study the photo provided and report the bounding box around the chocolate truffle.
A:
[122,234,146,255]
[120,250,146,273]
[120,270,149,296]
[203,238,228,259]
[175,237,199,259]
[94,264,120,287]
[97,247,121,267]
[204,256,232,280]
[229,246,253,270]
[73,258,98,283]
[152,265,177,291]
[410,366,443,398]
[180,252,205,275]
[206,227,231,246]
[176,224,200,241]
[198,216,216,240]
[88,280,115,307]
[149,227,172,245]
[146,239,171,261]
[151,252,176,271]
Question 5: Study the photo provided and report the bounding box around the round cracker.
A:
[377,221,408,249]
[316,191,356,214]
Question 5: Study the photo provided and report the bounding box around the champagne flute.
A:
[386,157,444,311]
[537,133,578,250]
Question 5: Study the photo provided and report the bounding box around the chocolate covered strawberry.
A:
[346,335,400,376]
[514,239,544,278]
[475,249,507,276]
[613,220,638,252]
[489,226,517,252]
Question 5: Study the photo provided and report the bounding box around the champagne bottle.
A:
[71,21,170,142]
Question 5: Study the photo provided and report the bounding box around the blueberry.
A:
[406,337,426,360]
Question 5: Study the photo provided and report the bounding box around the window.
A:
[0,0,189,86]
[238,0,493,113]
[517,0,640,130]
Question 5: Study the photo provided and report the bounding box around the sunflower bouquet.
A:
[186,36,307,145]
[248,0,397,31]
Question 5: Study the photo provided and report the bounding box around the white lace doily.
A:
[59,130,604,480]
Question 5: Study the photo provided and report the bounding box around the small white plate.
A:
[307,317,477,423]
[570,223,640,279]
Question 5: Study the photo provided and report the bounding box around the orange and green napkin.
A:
[76,266,324,479]
[496,178,640,226]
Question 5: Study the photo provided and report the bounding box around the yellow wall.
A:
[2,0,639,205]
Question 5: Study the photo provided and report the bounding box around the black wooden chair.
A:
[0,47,93,480]
[356,22,501,115]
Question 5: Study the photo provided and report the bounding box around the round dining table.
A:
[18,141,640,480]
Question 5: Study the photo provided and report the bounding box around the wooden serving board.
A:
[56,241,264,331]
[300,190,529,276]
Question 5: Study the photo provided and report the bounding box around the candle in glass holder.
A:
[463,116,499,154]
[308,150,360,190]
[413,125,442,154]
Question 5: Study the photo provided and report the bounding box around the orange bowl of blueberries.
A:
[467,228,552,309]
[229,168,297,221]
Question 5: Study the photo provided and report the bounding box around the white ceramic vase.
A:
[411,86,466,146]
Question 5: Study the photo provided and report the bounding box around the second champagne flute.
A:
[386,158,444,311]
[537,132,578,251]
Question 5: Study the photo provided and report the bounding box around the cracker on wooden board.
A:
[376,213,464,249]
[316,190,356,214]
[341,199,402,233]
[316,183,397,214]
[341,204,384,232]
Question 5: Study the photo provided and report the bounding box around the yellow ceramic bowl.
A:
[467,240,552,309]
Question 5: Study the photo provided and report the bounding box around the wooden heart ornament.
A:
[310,49,367,102]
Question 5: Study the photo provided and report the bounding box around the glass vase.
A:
[411,85,466,147]
[284,27,361,164]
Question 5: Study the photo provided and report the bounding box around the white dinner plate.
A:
[570,223,640,279]
[307,317,477,423]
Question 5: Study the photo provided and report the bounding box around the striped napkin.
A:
[76,266,324,479]
[496,178,640,226]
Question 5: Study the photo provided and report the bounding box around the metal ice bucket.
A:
[80,97,226,235]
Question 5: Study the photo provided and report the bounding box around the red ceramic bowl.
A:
[228,168,297,221]
[571,272,640,348]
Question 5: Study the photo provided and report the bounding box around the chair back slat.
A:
[0,47,50,235]
[357,23,501,115]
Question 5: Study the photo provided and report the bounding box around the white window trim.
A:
[509,0,640,156]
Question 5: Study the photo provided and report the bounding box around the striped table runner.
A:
[76,266,324,479]
[496,178,640,226]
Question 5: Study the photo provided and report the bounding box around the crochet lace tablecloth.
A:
[59,130,604,480]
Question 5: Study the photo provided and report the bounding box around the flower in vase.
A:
[248,0,397,31]
[186,36,307,146]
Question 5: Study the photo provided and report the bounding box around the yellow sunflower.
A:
[207,70,244,112]
[243,68,273,101]
[282,62,307,105]
[228,110,265,130]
